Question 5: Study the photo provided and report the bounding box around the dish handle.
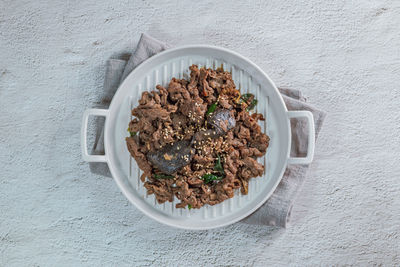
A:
[286,110,315,165]
[81,108,109,162]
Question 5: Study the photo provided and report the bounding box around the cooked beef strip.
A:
[218,94,232,109]
[126,65,270,209]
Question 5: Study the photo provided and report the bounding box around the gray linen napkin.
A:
[90,33,326,228]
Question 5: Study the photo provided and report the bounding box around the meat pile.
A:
[126,65,270,209]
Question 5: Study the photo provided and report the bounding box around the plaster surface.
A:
[1,0,399,266]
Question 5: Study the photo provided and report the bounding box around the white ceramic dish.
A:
[81,45,315,230]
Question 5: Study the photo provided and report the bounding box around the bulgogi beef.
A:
[126,65,270,209]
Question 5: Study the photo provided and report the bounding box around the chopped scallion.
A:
[206,102,218,115]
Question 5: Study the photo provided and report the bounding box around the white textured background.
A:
[1,0,400,266]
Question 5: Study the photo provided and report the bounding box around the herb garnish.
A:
[201,173,223,184]
[240,93,253,102]
[206,102,218,115]
[214,154,224,174]
[246,99,258,111]
[200,155,225,184]
[240,93,258,111]
[127,127,137,137]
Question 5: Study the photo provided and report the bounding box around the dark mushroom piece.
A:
[192,108,236,143]
[147,140,194,175]
[207,108,236,134]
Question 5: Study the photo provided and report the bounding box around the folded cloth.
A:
[90,33,326,228]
